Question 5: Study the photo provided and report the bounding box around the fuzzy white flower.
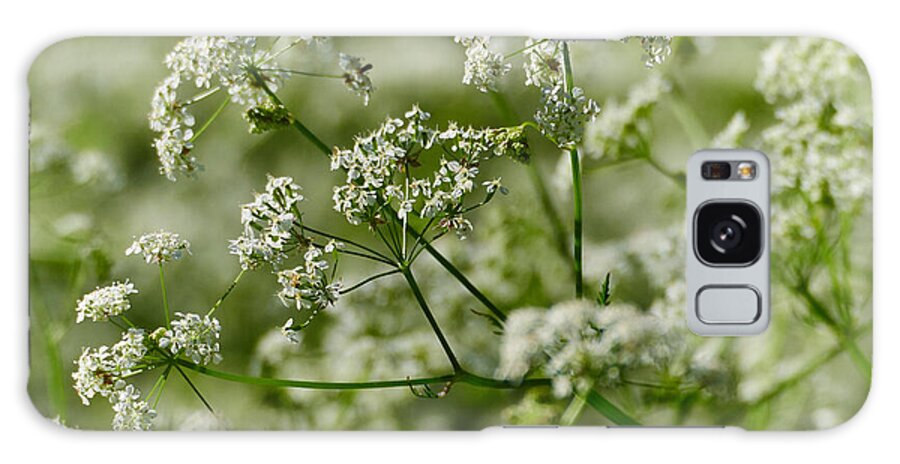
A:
[110,384,156,431]
[331,106,527,235]
[75,280,139,323]
[158,312,222,365]
[523,39,565,88]
[455,36,511,93]
[498,300,678,398]
[72,329,148,405]
[534,85,601,149]
[125,230,191,265]
[584,74,669,160]
[709,111,750,149]
[150,36,291,181]
[229,175,305,270]
[632,36,673,69]
[276,246,342,313]
[339,53,374,105]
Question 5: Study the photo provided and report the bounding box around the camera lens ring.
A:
[693,200,763,267]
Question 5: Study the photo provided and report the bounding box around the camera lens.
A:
[694,202,762,266]
[711,219,743,251]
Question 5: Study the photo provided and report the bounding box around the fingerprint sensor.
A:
[696,285,761,324]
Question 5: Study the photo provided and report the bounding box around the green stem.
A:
[207,269,245,317]
[561,42,584,299]
[340,269,402,294]
[408,227,506,323]
[159,264,171,327]
[152,365,172,409]
[560,391,589,425]
[249,68,331,155]
[401,268,462,372]
[752,343,845,405]
[301,223,395,264]
[176,357,548,391]
[174,364,215,414]
[582,389,640,426]
[189,97,230,143]
[794,283,871,377]
[262,68,343,79]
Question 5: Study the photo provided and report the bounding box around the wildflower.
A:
[339,53,374,105]
[534,85,601,149]
[498,300,678,398]
[150,36,291,181]
[584,74,669,160]
[276,247,342,313]
[631,36,673,69]
[483,178,507,195]
[756,38,871,210]
[709,111,750,148]
[523,39,565,88]
[75,280,138,323]
[110,384,156,431]
[331,105,526,235]
[72,329,148,405]
[158,312,222,365]
[229,175,305,270]
[455,36,511,92]
[125,230,191,265]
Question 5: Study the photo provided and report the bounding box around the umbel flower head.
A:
[72,328,148,405]
[229,175,306,271]
[126,230,191,265]
[330,105,528,237]
[534,85,601,150]
[498,300,678,398]
[454,36,511,93]
[339,53,374,105]
[157,312,223,366]
[75,280,138,323]
[149,36,292,181]
[523,39,565,88]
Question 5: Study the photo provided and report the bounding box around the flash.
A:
[737,162,756,180]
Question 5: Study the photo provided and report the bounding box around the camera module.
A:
[694,201,762,266]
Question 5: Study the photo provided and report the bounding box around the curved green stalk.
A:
[188,97,230,143]
[561,42,584,298]
[208,269,245,317]
[159,264,171,327]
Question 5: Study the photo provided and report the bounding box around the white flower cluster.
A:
[157,312,223,365]
[72,328,148,405]
[72,328,155,430]
[276,244,343,317]
[584,74,670,160]
[229,175,305,270]
[523,39,564,88]
[125,230,191,265]
[150,36,290,181]
[534,85,601,150]
[331,105,527,238]
[110,384,156,431]
[755,38,870,210]
[339,53,374,105]
[709,111,750,149]
[498,300,677,398]
[455,36,511,93]
[636,36,673,69]
[75,280,138,323]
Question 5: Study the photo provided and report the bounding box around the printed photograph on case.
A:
[28,36,871,430]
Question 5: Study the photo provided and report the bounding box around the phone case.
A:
[28,36,872,431]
